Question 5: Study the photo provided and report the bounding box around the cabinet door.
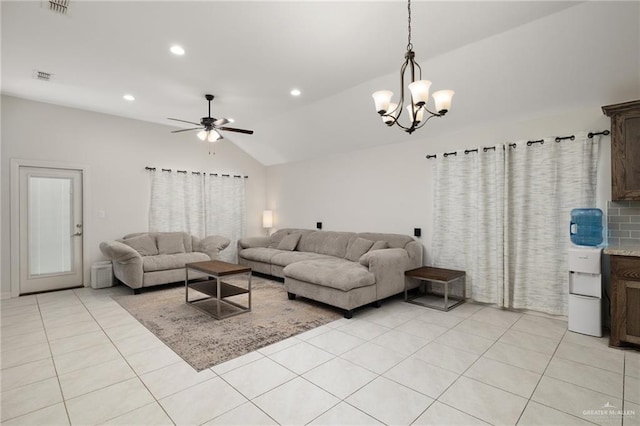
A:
[612,113,640,200]
[610,256,640,346]
[604,100,640,201]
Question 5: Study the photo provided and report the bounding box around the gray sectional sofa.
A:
[100,232,230,293]
[237,229,422,318]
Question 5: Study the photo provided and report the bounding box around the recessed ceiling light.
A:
[290,89,301,96]
[123,94,135,101]
[170,45,185,55]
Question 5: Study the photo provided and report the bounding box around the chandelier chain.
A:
[407,0,413,50]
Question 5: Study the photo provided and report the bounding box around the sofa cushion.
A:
[271,251,335,267]
[122,234,158,256]
[356,232,414,249]
[297,231,354,258]
[284,258,375,292]
[157,233,186,255]
[370,240,388,251]
[345,237,375,262]
[239,247,285,263]
[142,252,210,272]
[277,233,301,251]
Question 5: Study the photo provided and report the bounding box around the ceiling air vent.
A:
[47,0,69,14]
[33,70,53,81]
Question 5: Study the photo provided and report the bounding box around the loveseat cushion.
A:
[284,258,375,292]
[122,234,158,256]
[157,233,186,255]
[142,252,210,272]
[271,251,335,267]
[239,247,285,263]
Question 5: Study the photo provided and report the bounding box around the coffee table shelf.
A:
[185,260,252,320]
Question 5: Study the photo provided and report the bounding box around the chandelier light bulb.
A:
[372,90,393,114]
[383,103,399,125]
[433,90,455,114]
[406,104,424,124]
[197,130,207,141]
[408,80,432,107]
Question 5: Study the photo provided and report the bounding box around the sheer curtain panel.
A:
[149,171,205,236]
[432,145,505,305]
[204,175,246,262]
[505,133,599,314]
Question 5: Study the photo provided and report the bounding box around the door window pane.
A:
[28,176,72,276]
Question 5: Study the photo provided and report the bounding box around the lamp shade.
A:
[207,130,222,142]
[408,80,432,106]
[383,103,399,125]
[406,104,424,124]
[262,210,273,228]
[372,90,393,114]
[197,130,207,141]
[433,90,455,113]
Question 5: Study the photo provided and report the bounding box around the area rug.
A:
[113,277,341,371]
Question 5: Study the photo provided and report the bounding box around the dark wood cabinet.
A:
[602,100,640,201]
[610,255,640,347]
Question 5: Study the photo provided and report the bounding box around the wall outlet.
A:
[414,228,421,237]
[317,222,322,230]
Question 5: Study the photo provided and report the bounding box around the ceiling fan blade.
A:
[218,126,254,135]
[214,118,229,126]
[171,127,202,133]
[168,118,201,126]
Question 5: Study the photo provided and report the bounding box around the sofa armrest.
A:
[99,241,142,263]
[197,235,231,259]
[359,248,409,300]
[99,241,143,289]
[238,236,270,250]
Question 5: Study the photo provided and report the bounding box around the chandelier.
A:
[372,0,454,134]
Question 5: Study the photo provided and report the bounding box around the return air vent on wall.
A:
[46,0,69,14]
[33,70,53,81]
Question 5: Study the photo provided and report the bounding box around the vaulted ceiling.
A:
[2,1,584,165]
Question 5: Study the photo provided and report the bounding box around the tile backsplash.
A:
[607,201,640,246]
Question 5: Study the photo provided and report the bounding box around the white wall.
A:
[266,1,639,264]
[1,95,267,297]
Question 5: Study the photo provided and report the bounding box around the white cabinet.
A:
[568,247,602,337]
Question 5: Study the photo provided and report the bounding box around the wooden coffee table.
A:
[185,260,252,320]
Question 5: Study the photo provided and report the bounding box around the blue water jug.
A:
[570,208,603,246]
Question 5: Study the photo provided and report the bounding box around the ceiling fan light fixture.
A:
[207,130,222,142]
[170,45,185,56]
[197,130,207,141]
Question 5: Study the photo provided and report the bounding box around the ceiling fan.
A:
[168,94,254,142]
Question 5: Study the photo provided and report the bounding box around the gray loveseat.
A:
[100,232,230,293]
[237,229,422,318]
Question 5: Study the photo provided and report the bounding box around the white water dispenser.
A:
[568,246,602,337]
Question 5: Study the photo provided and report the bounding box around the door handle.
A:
[72,232,82,237]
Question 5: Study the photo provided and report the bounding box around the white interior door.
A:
[18,167,83,294]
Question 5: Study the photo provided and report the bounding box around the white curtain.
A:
[505,133,599,314]
[204,175,246,262]
[149,171,205,236]
[432,146,505,305]
[432,132,599,315]
[149,171,246,262]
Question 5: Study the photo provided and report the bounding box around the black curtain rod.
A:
[426,129,609,159]
[145,166,248,178]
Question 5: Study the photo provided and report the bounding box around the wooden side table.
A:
[404,266,466,311]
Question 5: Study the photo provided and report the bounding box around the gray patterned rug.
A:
[113,277,341,371]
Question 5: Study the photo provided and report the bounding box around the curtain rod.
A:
[425,130,609,159]
[144,167,248,178]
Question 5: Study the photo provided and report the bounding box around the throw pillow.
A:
[122,234,158,256]
[157,233,186,255]
[369,240,388,251]
[277,233,301,251]
[345,237,375,262]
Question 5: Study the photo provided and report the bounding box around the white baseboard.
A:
[1,292,14,300]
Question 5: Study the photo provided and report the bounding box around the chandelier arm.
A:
[413,113,441,131]
[421,105,443,117]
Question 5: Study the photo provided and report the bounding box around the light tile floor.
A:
[1,285,639,425]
